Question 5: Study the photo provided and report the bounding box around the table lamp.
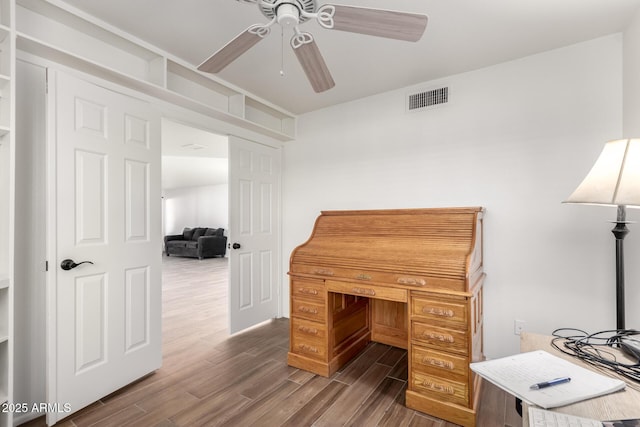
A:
[564,138,640,331]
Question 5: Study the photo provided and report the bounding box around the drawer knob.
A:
[298,344,319,353]
[298,288,319,295]
[298,325,319,335]
[397,277,426,286]
[422,357,455,370]
[298,306,319,315]
[355,274,372,280]
[351,287,376,296]
[422,332,455,343]
[314,269,334,276]
[422,307,455,317]
[421,380,454,395]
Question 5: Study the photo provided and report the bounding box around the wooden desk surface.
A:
[520,332,640,425]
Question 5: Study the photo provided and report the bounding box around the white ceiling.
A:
[58,0,640,115]
[161,119,228,191]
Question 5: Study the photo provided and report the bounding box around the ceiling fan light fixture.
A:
[276,3,300,27]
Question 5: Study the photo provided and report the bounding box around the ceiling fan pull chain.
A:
[280,26,285,76]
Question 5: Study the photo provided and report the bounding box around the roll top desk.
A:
[287,207,485,427]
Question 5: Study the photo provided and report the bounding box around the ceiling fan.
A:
[197,0,428,93]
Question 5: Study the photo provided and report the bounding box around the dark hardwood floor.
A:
[21,255,522,427]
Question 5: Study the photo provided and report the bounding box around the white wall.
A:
[163,184,228,236]
[622,7,640,347]
[282,35,634,358]
[624,7,640,136]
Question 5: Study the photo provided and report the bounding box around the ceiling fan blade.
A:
[198,25,268,73]
[291,33,335,93]
[321,4,428,42]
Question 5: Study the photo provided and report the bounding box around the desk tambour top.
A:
[289,207,484,293]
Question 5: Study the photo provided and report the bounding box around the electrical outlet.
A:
[514,320,525,335]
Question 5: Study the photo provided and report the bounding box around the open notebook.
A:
[470,350,626,409]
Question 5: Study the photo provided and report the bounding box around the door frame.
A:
[44,67,59,423]
[13,59,48,427]
[40,62,284,423]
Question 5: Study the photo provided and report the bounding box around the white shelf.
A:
[0,72,10,132]
[0,0,11,424]
[17,0,164,85]
[15,0,297,141]
[166,60,296,138]
[0,24,10,78]
[18,33,295,142]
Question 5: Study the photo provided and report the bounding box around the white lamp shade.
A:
[565,138,640,207]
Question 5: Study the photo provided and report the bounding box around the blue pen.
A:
[530,376,571,390]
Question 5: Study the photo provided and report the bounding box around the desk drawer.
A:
[326,280,407,303]
[291,298,326,323]
[412,322,468,355]
[291,264,467,292]
[411,344,469,380]
[291,279,326,302]
[411,371,469,407]
[291,317,327,341]
[291,331,327,361]
[411,295,468,329]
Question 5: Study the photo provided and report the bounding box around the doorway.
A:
[159,117,233,355]
[160,119,229,241]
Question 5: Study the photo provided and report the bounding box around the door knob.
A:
[232,243,241,249]
[61,259,94,271]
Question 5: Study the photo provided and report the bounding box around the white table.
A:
[520,332,640,425]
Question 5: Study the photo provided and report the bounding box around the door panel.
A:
[125,266,151,352]
[228,136,281,334]
[75,150,107,244]
[125,159,150,241]
[74,273,107,372]
[47,70,162,424]
[260,250,273,301]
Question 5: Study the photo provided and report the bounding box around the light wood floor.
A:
[22,255,522,427]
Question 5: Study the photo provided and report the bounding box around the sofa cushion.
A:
[191,228,206,240]
[182,228,194,240]
[166,240,187,248]
[205,228,224,237]
[186,241,199,249]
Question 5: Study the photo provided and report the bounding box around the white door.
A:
[47,70,162,424]
[228,136,281,334]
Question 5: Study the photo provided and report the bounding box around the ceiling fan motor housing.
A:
[277,3,300,27]
[260,0,316,23]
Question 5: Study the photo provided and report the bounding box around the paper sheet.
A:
[470,350,626,408]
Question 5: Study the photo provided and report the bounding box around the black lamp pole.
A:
[612,205,629,331]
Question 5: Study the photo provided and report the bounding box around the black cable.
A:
[551,328,640,383]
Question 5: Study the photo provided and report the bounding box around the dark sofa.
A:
[164,227,227,259]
